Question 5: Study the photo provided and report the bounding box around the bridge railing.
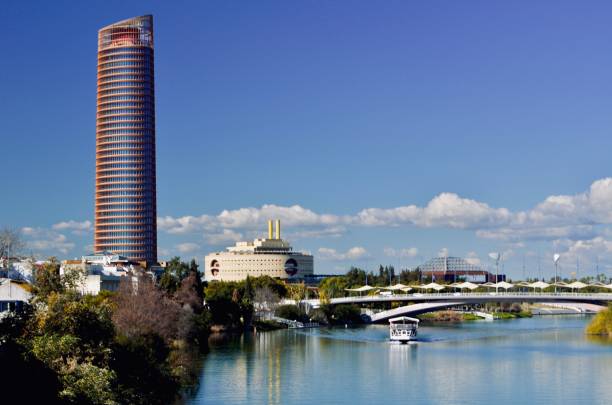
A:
[300,291,612,306]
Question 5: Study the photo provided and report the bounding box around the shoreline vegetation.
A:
[417,308,533,323]
[586,304,612,337]
[1,257,211,404]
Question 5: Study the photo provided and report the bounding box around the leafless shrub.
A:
[112,273,180,342]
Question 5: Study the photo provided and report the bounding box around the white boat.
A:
[389,316,419,343]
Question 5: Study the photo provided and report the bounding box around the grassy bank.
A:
[493,311,532,319]
[586,305,612,337]
[418,311,483,322]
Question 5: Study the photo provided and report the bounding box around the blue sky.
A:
[2,0,612,279]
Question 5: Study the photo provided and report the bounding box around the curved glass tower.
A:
[95,15,157,264]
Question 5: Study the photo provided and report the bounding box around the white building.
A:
[60,251,142,295]
[0,278,32,314]
[204,220,314,282]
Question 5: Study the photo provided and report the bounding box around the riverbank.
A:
[417,309,532,322]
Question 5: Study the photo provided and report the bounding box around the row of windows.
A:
[97,130,153,137]
[99,76,152,86]
[99,61,150,71]
[99,81,152,91]
[96,170,153,182]
[97,197,153,204]
[97,162,152,169]
[96,239,150,245]
[97,137,152,145]
[97,156,147,164]
[98,108,153,116]
[99,95,152,104]
[98,88,151,97]
[96,192,153,199]
[98,53,151,63]
[97,217,154,224]
[95,232,152,238]
[98,175,153,183]
[99,69,152,78]
[97,129,153,137]
[97,149,148,157]
[97,122,154,130]
[97,201,152,209]
[97,183,149,191]
[97,211,153,217]
[97,113,154,123]
[98,115,153,124]
[99,72,151,80]
[100,66,151,73]
[97,143,153,150]
[96,225,154,231]
[98,101,152,110]
[99,47,151,56]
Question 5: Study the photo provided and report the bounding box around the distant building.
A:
[0,279,31,314]
[61,251,144,295]
[204,220,314,282]
[418,256,505,283]
[95,15,158,264]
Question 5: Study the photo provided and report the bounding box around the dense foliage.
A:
[586,304,612,336]
[0,258,210,404]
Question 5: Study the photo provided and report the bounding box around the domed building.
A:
[204,220,314,282]
[418,256,505,283]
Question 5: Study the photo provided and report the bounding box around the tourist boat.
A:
[389,316,419,343]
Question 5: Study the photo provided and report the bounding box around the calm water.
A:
[188,316,612,405]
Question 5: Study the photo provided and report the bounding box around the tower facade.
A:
[95,15,157,264]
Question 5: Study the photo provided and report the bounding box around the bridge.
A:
[295,292,612,323]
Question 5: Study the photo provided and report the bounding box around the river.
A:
[187,316,611,405]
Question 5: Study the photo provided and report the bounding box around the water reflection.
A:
[190,317,612,405]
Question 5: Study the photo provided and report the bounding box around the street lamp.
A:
[553,254,561,293]
[489,252,501,294]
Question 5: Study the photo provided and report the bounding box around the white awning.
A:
[382,283,409,291]
[345,285,375,292]
[564,281,588,290]
[418,282,446,291]
[453,281,480,290]
[494,281,515,290]
[528,281,550,290]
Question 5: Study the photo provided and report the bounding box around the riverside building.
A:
[204,220,314,282]
[94,15,158,265]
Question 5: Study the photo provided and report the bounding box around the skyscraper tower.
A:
[95,15,157,264]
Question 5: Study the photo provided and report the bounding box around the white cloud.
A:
[205,229,243,245]
[155,178,612,245]
[383,247,419,258]
[356,193,512,229]
[318,246,369,261]
[438,247,449,257]
[52,220,92,235]
[21,227,75,255]
[158,204,347,235]
[176,242,200,254]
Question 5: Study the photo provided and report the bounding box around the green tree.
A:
[33,258,64,300]
[159,257,191,294]
[319,276,348,300]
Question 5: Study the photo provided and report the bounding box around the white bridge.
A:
[295,292,612,323]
